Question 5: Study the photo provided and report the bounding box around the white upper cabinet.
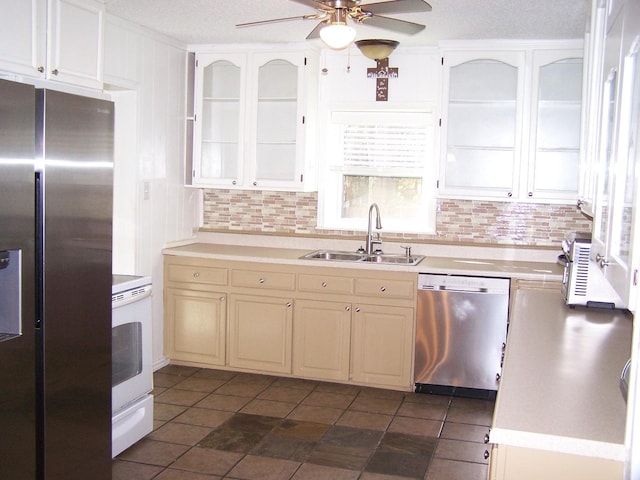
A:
[0,0,104,89]
[439,43,583,202]
[528,50,583,200]
[440,50,524,199]
[591,0,640,311]
[0,0,46,77]
[191,47,318,191]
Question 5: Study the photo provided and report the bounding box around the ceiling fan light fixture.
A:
[320,23,357,50]
[355,39,400,60]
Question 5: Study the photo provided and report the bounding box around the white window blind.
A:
[331,111,432,172]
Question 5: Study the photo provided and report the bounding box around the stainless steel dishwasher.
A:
[414,273,510,399]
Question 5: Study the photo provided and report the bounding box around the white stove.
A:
[111,274,153,457]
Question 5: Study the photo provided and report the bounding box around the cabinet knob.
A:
[380,286,386,292]
[37,66,44,73]
[507,192,513,197]
[345,306,351,312]
[355,307,360,313]
[232,180,237,185]
[528,192,533,197]
[484,450,490,460]
[321,281,327,288]
[484,433,490,444]
[496,373,501,382]
[51,68,59,76]
[193,272,200,279]
[259,278,265,284]
[253,181,257,186]
[286,302,292,308]
[219,296,225,302]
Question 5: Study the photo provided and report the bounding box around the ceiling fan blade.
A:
[306,21,326,40]
[290,0,334,10]
[360,14,426,35]
[361,0,432,15]
[236,14,319,28]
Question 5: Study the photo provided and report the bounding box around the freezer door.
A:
[38,89,114,479]
[0,79,37,478]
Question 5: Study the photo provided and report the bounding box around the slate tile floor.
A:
[113,365,494,479]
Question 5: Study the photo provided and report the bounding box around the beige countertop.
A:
[162,242,564,281]
[490,286,632,461]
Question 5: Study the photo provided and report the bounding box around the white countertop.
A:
[490,286,632,461]
[162,242,564,281]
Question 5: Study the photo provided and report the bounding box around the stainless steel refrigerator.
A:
[0,78,113,479]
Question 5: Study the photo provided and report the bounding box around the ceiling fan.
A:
[236,0,432,50]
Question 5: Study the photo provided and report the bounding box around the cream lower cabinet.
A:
[489,444,623,480]
[164,288,226,366]
[293,299,352,382]
[163,254,416,390]
[228,293,293,374]
[351,304,414,389]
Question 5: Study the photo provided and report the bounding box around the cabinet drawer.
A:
[298,274,354,295]
[355,278,414,300]
[167,263,228,286]
[231,269,296,291]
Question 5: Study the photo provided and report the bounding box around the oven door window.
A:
[112,322,143,387]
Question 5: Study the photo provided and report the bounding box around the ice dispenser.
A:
[0,249,22,341]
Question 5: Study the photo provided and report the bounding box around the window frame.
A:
[316,105,438,234]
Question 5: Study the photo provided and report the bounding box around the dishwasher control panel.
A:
[418,273,510,294]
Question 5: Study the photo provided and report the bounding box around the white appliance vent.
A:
[573,244,590,297]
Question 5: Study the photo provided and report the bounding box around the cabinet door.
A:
[193,52,247,187]
[247,52,305,190]
[103,16,139,86]
[592,7,625,299]
[228,293,293,374]
[47,0,104,89]
[440,51,525,199]
[0,0,46,77]
[527,50,583,200]
[351,304,414,389]
[579,3,609,216]
[293,299,351,382]
[164,288,227,366]
[600,6,640,310]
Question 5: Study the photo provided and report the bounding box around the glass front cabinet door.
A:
[439,51,525,199]
[192,50,315,191]
[193,53,247,187]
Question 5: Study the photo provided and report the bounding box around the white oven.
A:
[111,275,153,457]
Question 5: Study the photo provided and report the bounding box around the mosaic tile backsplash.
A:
[202,189,591,247]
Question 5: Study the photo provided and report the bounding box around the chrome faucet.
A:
[366,203,383,254]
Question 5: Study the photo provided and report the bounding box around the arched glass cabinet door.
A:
[193,54,247,186]
[529,54,583,199]
[440,52,523,198]
[249,53,304,189]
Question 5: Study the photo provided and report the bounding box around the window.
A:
[318,110,436,233]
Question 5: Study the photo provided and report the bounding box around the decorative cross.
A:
[366,58,399,102]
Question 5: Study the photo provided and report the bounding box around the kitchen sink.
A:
[303,251,366,262]
[362,254,424,265]
[301,250,424,266]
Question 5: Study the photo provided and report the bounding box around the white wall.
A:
[105,15,201,368]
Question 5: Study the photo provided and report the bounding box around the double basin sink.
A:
[301,250,425,266]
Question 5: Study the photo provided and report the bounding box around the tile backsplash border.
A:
[202,189,591,247]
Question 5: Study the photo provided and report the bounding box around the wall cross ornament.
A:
[366,58,398,102]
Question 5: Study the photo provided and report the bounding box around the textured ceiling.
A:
[103,0,589,47]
